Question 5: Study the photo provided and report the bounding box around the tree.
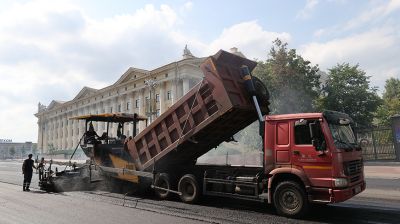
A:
[31,144,38,155]
[375,77,400,125]
[253,39,321,114]
[21,146,26,157]
[48,143,56,157]
[317,63,381,127]
[9,147,16,158]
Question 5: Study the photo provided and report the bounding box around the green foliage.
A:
[20,146,26,156]
[317,63,381,127]
[375,77,400,125]
[253,39,320,114]
[9,147,16,157]
[48,143,56,156]
[31,144,38,155]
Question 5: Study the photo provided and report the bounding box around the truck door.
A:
[291,119,332,188]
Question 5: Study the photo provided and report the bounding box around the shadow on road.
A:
[306,204,400,224]
[198,196,400,223]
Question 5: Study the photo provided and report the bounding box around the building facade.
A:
[0,140,37,159]
[35,46,206,154]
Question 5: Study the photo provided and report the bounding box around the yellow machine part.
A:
[109,154,139,183]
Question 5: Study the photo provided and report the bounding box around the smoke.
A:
[51,165,143,195]
[197,122,263,166]
[270,86,316,114]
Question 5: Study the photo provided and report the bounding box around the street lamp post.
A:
[144,78,158,124]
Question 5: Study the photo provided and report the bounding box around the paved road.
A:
[0,161,399,224]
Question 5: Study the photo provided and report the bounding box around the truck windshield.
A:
[329,124,358,151]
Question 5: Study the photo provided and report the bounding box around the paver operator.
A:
[22,154,37,191]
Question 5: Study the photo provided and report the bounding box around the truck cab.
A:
[262,110,365,215]
[200,110,365,218]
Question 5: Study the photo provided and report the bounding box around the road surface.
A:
[0,160,399,224]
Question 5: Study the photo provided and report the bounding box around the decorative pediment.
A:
[73,86,97,101]
[47,100,65,110]
[113,67,149,86]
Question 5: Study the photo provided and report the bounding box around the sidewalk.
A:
[364,161,400,166]
[363,161,400,179]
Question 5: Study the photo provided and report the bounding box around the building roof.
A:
[70,113,147,123]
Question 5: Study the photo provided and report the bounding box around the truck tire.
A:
[178,174,200,204]
[154,173,171,200]
[273,181,309,218]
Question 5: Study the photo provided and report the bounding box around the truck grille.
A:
[350,175,360,183]
[344,160,362,176]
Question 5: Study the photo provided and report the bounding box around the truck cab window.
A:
[295,119,324,145]
[295,120,312,145]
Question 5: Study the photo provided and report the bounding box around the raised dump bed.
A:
[126,50,269,172]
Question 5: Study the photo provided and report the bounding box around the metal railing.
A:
[355,127,396,160]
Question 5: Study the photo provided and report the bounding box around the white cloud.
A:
[206,21,291,60]
[306,0,400,93]
[301,27,400,91]
[343,0,400,31]
[180,1,193,13]
[0,1,184,142]
[0,1,283,142]
[313,0,400,38]
[296,0,319,20]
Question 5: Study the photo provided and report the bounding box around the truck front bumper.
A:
[331,180,366,203]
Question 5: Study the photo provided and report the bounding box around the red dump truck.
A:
[67,50,365,217]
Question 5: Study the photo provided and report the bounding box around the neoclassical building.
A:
[35,46,208,154]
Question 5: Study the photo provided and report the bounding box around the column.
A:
[37,118,43,154]
[183,77,190,95]
[72,110,77,148]
[57,116,62,150]
[139,89,146,131]
[172,79,178,104]
[159,81,165,113]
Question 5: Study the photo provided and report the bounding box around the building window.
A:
[135,99,140,108]
[156,109,160,117]
[134,84,136,88]
[167,91,171,100]
[156,94,160,102]
[165,73,168,78]
[118,104,121,112]
[125,87,128,91]
[110,107,113,113]
[127,102,131,111]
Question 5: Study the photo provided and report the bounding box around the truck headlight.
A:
[333,178,348,187]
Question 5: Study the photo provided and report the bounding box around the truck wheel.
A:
[178,174,200,204]
[154,173,171,199]
[273,181,309,218]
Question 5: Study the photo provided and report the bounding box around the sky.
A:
[0,0,399,142]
